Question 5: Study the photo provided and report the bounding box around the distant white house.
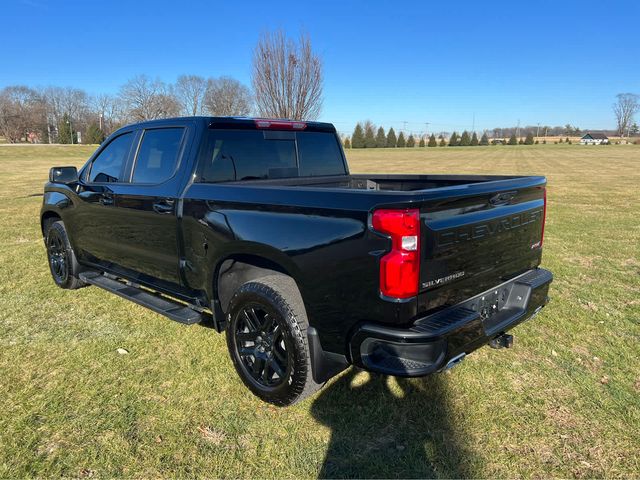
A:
[580,133,609,145]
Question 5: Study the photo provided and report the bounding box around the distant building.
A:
[580,133,609,145]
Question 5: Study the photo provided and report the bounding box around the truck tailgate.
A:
[419,181,546,310]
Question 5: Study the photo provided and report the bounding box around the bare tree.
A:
[92,93,124,134]
[42,86,89,124]
[39,86,91,142]
[0,86,46,143]
[203,76,253,116]
[251,30,323,120]
[119,75,180,121]
[174,74,207,116]
[613,93,639,136]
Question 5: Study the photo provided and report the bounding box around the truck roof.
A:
[121,116,337,133]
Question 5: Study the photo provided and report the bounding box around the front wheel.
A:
[226,274,322,406]
[45,220,86,290]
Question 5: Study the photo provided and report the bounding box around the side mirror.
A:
[49,166,79,184]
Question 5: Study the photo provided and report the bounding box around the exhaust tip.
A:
[489,333,514,349]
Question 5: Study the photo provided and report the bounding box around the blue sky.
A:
[2,0,638,135]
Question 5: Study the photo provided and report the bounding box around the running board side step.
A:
[79,271,207,325]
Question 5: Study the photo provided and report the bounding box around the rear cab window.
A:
[197,129,346,183]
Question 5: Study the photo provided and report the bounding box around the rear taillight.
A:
[372,209,420,299]
[541,187,547,246]
[254,119,307,130]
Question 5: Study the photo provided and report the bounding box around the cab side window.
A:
[87,132,134,183]
[131,128,184,184]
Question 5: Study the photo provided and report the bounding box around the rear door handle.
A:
[153,199,175,214]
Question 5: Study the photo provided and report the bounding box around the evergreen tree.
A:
[364,121,376,148]
[471,132,479,146]
[418,137,425,147]
[479,133,489,146]
[565,137,570,144]
[508,133,518,145]
[397,132,406,147]
[57,113,74,144]
[375,127,387,148]
[518,138,524,145]
[439,137,446,146]
[558,137,563,143]
[351,123,365,148]
[460,130,471,146]
[407,134,416,147]
[386,127,397,148]
[428,133,438,147]
[448,132,459,146]
[85,122,106,144]
[524,132,534,145]
[343,137,351,149]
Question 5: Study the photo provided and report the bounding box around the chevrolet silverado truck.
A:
[41,117,552,406]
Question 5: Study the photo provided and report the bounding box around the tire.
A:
[45,220,86,290]
[226,274,322,406]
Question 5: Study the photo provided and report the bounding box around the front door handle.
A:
[153,199,175,214]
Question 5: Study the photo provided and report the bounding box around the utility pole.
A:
[472,113,475,134]
[424,122,430,138]
[402,121,408,134]
[68,118,74,145]
[516,119,520,141]
[536,123,540,140]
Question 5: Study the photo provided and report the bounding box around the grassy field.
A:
[0,144,639,478]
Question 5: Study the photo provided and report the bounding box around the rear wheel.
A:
[45,221,86,290]
[226,274,321,406]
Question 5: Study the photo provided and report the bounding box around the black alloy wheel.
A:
[47,228,69,284]
[233,304,291,388]
[225,275,322,406]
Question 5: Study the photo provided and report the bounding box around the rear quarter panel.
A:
[181,183,406,353]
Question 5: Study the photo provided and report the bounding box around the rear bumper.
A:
[349,268,553,376]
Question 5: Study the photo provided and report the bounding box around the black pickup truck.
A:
[42,117,552,406]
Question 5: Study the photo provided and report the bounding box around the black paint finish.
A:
[41,116,551,367]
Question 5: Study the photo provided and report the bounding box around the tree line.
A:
[345,122,549,148]
[0,76,253,144]
[0,30,324,144]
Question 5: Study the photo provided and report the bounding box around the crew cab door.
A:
[69,129,138,268]
[106,125,191,286]
[72,124,192,290]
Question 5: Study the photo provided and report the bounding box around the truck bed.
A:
[228,173,522,191]
[184,172,546,326]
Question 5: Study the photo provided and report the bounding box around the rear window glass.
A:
[132,128,184,184]
[197,129,345,183]
[297,132,345,176]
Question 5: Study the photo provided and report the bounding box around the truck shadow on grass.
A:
[310,368,473,479]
